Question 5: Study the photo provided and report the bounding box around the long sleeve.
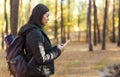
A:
[26,29,61,65]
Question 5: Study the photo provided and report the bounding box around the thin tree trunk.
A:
[78,14,81,41]
[4,0,8,35]
[93,0,101,44]
[117,0,120,46]
[87,0,93,51]
[67,0,71,40]
[2,0,8,49]
[28,0,32,17]
[112,0,116,43]
[102,0,108,50]
[97,23,101,43]
[54,0,58,43]
[93,0,97,46]
[2,31,4,49]
[60,0,65,43]
[63,17,66,42]
[86,28,88,42]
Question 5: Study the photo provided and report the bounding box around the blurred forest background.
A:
[1,0,120,77]
[1,0,120,51]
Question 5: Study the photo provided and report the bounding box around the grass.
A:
[68,60,83,67]
[93,59,108,70]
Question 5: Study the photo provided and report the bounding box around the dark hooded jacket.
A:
[18,24,61,77]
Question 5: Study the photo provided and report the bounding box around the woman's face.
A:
[41,12,49,25]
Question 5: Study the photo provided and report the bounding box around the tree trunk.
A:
[28,0,32,17]
[87,0,93,51]
[102,0,108,50]
[93,0,97,46]
[2,0,8,49]
[2,31,4,49]
[97,23,101,43]
[93,0,101,44]
[67,0,71,40]
[118,0,120,46]
[78,14,81,41]
[60,0,65,43]
[112,0,116,43]
[4,0,8,35]
[54,0,58,43]
[10,0,19,36]
[19,0,23,26]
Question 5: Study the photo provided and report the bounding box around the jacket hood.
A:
[18,24,36,36]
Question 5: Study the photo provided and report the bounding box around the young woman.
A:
[18,3,65,77]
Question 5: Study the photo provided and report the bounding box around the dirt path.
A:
[52,42,120,77]
[1,42,120,77]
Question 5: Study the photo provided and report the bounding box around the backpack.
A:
[5,27,34,77]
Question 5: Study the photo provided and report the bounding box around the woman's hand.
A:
[57,40,70,52]
[57,44,65,52]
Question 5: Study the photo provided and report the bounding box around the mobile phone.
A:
[63,40,70,47]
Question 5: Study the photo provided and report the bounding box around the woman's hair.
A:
[27,3,49,26]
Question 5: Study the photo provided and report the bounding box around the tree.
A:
[54,0,58,43]
[87,0,93,51]
[102,0,108,50]
[10,0,19,36]
[28,0,32,17]
[4,0,8,35]
[117,0,120,46]
[19,0,23,27]
[67,0,71,40]
[77,1,81,41]
[1,31,4,49]
[60,0,65,43]
[112,0,116,43]
[93,0,101,44]
[2,0,9,49]
[77,13,81,41]
[93,0,97,46]
[97,20,101,43]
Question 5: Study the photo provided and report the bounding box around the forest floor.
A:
[1,41,120,77]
